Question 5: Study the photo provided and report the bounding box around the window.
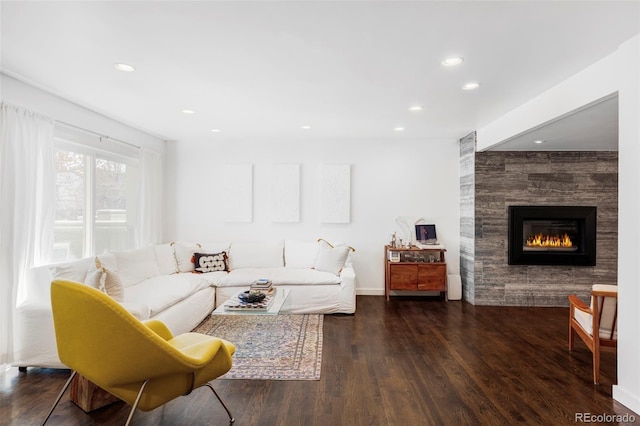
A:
[53,140,139,262]
[53,149,85,261]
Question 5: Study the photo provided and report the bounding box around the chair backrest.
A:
[50,279,197,389]
[590,284,618,341]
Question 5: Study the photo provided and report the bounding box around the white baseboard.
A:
[356,288,385,296]
[613,385,640,416]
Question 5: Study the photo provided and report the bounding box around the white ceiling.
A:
[488,93,619,151]
[1,1,638,147]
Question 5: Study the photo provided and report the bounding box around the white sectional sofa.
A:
[13,239,356,369]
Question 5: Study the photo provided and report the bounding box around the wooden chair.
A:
[568,284,618,384]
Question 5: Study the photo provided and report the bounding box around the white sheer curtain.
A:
[136,148,163,246]
[0,103,55,366]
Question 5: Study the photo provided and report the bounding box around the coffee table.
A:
[212,288,291,315]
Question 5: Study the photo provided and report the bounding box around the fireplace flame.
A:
[526,233,573,248]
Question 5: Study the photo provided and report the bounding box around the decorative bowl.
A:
[238,291,266,303]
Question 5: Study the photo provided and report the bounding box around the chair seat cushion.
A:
[169,333,236,363]
[573,309,618,340]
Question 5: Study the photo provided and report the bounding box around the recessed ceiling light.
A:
[462,82,480,90]
[408,105,424,112]
[181,109,196,114]
[534,140,545,144]
[114,63,135,72]
[210,129,221,133]
[442,57,464,67]
[394,127,405,132]
[301,125,312,130]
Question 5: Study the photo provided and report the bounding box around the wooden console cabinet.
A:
[384,245,447,300]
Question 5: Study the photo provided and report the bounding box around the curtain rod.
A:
[56,120,141,150]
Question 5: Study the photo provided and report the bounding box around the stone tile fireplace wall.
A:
[460,148,618,306]
[459,133,476,303]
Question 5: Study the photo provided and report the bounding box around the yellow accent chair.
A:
[568,284,618,384]
[43,279,236,425]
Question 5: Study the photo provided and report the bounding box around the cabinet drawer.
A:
[418,277,446,291]
[418,264,446,290]
[389,264,417,290]
[418,264,446,277]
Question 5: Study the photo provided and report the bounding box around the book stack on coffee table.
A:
[250,279,274,294]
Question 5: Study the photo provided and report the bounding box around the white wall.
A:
[476,35,640,414]
[170,137,461,295]
[0,73,165,153]
[614,35,640,415]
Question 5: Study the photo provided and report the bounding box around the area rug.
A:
[192,314,323,380]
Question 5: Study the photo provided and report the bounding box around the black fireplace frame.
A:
[508,206,597,266]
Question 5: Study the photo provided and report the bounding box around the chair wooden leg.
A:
[205,383,235,424]
[593,349,600,385]
[42,370,77,425]
[569,325,574,350]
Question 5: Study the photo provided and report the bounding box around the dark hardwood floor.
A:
[1,296,636,425]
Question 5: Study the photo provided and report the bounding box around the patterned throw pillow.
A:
[193,252,229,273]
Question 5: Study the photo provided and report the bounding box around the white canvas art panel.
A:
[271,164,300,222]
[320,164,351,223]
[222,164,253,222]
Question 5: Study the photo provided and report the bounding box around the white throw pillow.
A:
[285,240,319,268]
[154,243,178,275]
[228,240,284,269]
[314,240,353,275]
[49,258,93,283]
[173,241,202,273]
[112,246,160,287]
[84,257,124,302]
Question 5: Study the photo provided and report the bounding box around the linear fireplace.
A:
[508,206,596,266]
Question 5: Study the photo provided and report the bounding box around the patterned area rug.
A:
[192,314,323,380]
